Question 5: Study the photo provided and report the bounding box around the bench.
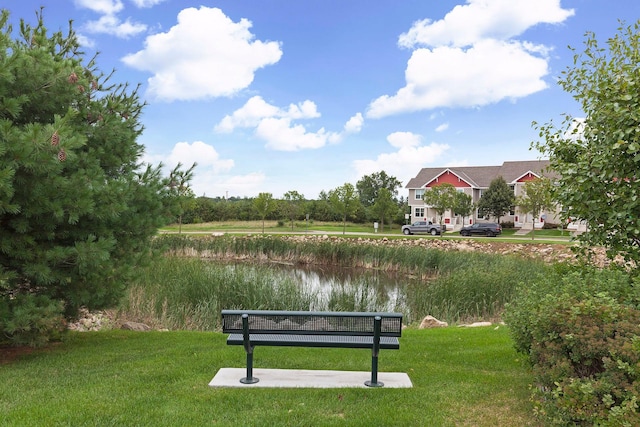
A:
[221,310,403,387]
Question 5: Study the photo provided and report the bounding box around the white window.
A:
[415,207,425,218]
[415,189,425,200]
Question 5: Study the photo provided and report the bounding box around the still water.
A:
[220,261,423,319]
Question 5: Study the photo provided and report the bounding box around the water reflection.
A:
[218,261,421,318]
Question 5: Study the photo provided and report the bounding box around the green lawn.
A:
[161,220,385,234]
[1,327,539,426]
[161,220,574,244]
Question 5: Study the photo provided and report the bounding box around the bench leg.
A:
[365,354,384,387]
[240,313,259,384]
[240,349,259,384]
[365,316,384,387]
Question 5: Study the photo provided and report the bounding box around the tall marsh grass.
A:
[154,234,484,275]
[122,235,553,329]
[121,257,317,330]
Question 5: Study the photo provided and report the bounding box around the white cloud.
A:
[215,96,354,151]
[256,118,334,151]
[83,14,147,38]
[144,141,261,198]
[74,0,124,15]
[353,132,449,184]
[75,34,96,49]
[75,0,146,39]
[129,0,167,8]
[398,0,574,49]
[367,0,574,119]
[287,100,321,120]
[344,113,364,134]
[201,172,266,199]
[367,39,549,118]
[211,172,268,197]
[215,96,281,133]
[387,131,423,149]
[166,141,234,173]
[122,7,283,101]
[435,123,449,132]
[186,170,267,198]
[216,96,320,133]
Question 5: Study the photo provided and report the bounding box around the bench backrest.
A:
[222,310,402,337]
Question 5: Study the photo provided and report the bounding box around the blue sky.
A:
[6,1,640,198]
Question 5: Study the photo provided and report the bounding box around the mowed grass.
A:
[161,220,381,234]
[0,327,538,426]
[160,220,574,244]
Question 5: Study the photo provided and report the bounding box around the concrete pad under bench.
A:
[209,368,413,388]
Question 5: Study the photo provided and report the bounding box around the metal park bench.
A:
[221,310,403,387]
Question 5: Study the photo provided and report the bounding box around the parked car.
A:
[402,221,445,236]
[459,222,502,237]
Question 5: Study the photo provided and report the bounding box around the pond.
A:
[219,260,424,320]
[125,250,529,330]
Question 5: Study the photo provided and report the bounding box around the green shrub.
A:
[0,294,66,347]
[504,267,640,425]
[542,221,562,230]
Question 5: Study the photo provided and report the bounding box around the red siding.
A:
[517,173,537,182]
[426,170,471,188]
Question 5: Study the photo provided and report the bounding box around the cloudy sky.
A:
[6,1,640,198]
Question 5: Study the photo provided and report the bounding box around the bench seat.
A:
[227,333,400,349]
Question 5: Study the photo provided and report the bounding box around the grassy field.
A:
[159,220,574,243]
[1,326,539,426]
[161,220,381,234]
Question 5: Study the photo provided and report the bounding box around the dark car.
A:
[459,222,502,237]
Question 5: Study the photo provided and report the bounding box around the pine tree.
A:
[0,10,172,346]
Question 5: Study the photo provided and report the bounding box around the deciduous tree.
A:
[168,162,196,234]
[453,191,474,226]
[534,21,640,263]
[477,176,515,224]
[516,177,555,240]
[253,192,274,233]
[356,171,402,207]
[282,190,305,231]
[423,183,457,231]
[370,188,397,231]
[329,183,360,234]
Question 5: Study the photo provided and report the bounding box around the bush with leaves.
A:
[534,21,640,265]
[505,267,640,425]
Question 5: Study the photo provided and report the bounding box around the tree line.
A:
[182,172,556,240]
[182,171,410,231]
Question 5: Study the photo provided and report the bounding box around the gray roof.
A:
[405,160,553,189]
